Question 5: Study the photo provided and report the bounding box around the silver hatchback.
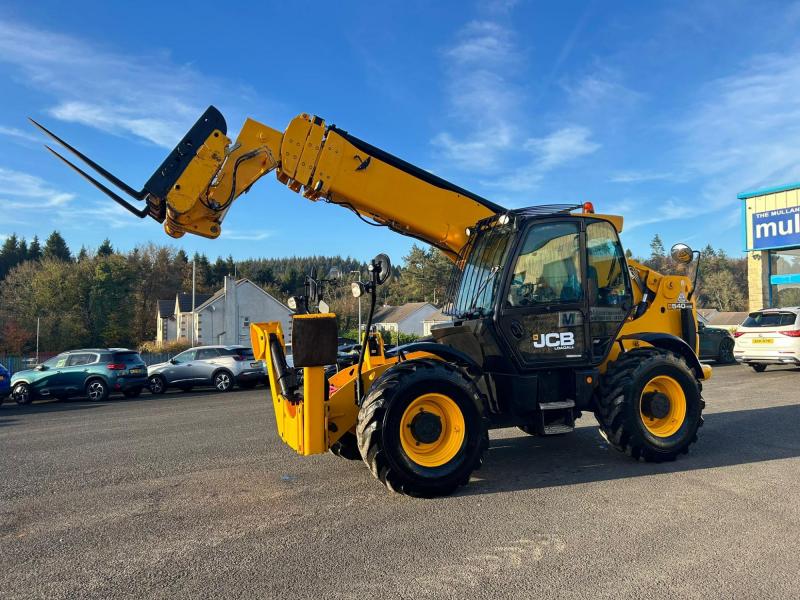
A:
[148,345,266,394]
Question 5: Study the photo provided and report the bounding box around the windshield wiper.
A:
[462,265,500,318]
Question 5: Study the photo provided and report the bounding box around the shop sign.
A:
[752,206,800,250]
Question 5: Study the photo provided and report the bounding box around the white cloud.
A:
[0,167,75,208]
[0,20,250,148]
[433,19,600,193]
[221,229,273,241]
[610,170,675,184]
[0,125,40,144]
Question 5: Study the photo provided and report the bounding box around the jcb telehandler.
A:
[32,106,710,497]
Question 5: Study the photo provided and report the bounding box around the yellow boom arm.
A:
[33,106,502,259]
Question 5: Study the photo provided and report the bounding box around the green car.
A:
[10,348,148,405]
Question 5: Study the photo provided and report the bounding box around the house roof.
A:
[422,309,451,323]
[157,299,174,319]
[194,278,291,313]
[176,292,213,313]
[373,302,435,324]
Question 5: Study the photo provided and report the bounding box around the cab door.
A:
[498,220,589,368]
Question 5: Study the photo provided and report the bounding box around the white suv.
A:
[733,307,800,372]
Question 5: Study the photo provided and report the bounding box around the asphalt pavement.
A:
[2,362,800,599]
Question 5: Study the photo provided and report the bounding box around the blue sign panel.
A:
[751,206,800,250]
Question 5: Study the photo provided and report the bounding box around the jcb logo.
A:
[532,332,575,349]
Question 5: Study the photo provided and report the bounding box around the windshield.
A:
[446,221,512,317]
[742,311,797,327]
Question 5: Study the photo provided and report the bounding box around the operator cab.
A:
[442,204,633,371]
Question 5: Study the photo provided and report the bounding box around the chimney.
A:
[224,275,238,345]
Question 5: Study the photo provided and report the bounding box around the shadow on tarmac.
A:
[462,402,800,496]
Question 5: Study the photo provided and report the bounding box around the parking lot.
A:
[2,363,799,599]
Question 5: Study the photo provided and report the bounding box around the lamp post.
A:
[349,269,362,334]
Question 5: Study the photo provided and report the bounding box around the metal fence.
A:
[0,352,175,375]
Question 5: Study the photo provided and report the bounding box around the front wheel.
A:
[595,348,704,462]
[12,383,32,405]
[718,338,735,364]
[356,359,487,497]
[148,375,166,394]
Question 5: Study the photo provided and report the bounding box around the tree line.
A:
[0,230,749,354]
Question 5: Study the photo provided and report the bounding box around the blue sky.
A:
[2,0,800,262]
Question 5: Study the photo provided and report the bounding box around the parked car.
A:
[10,349,148,405]
[147,345,266,394]
[0,362,10,404]
[733,307,800,372]
[698,314,736,363]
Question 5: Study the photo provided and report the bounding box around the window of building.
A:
[770,248,800,307]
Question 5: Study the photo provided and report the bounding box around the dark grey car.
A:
[147,345,266,394]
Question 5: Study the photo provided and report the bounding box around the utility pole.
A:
[35,317,40,364]
[191,259,196,346]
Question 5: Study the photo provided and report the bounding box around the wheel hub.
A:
[641,391,670,419]
[408,410,443,444]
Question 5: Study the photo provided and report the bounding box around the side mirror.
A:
[36,364,47,371]
[698,321,706,331]
[169,358,177,365]
[370,253,392,285]
[670,243,694,264]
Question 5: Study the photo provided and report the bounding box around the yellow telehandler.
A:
[32,106,710,497]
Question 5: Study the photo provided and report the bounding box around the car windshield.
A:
[742,312,797,327]
[114,352,144,364]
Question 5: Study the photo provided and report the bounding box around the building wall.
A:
[742,185,800,310]
[195,280,293,347]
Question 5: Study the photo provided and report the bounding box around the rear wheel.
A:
[718,338,735,364]
[330,432,361,460]
[85,379,109,402]
[213,371,233,393]
[595,348,704,462]
[356,359,487,497]
[751,363,767,373]
[12,383,32,406]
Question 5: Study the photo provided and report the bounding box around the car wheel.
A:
[751,363,767,373]
[12,383,32,406]
[86,379,109,402]
[148,375,166,395]
[718,338,736,364]
[213,371,233,393]
[123,387,142,398]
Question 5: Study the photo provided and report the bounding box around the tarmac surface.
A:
[2,362,800,599]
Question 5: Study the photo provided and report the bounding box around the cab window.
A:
[586,221,631,308]
[507,222,582,307]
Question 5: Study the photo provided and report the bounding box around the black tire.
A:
[213,370,233,393]
[148,375,167,394]
[595,348,704,462]
[238,381,258,390]
[330,432,361,460]
[123,387,142,398]
[718,338,736,364]
[751,363,767,373]
[12,383,32,406]
[356,358,488,497]
[85,379,109,402]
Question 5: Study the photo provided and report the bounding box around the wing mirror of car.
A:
[698,321,706,330]
[36,364,48,371]
[169,358,177,365]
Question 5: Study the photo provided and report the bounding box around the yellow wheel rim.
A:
[399,393,465,467]
[639,375,687,438]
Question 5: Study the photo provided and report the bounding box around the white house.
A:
[156,277,293,348]
[156,292,212,346]
[371,302,440,339]
[422,309,453,336]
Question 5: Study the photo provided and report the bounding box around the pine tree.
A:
[97,238,114,257]
[43,231,72,262]
[28,235,42,261]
